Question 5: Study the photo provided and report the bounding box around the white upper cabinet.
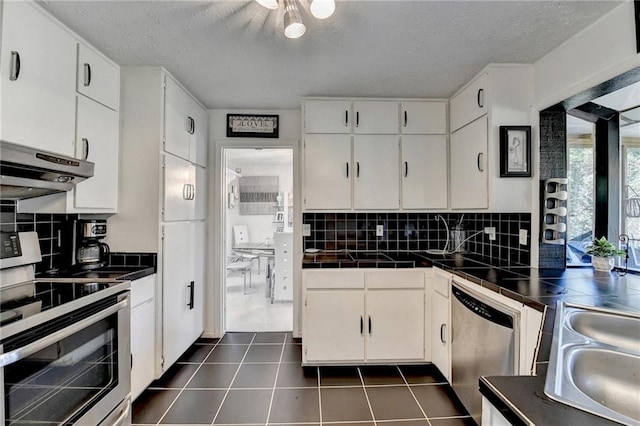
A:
[304,134,352,210]
[76,43,120,111]
[450,116,488,209]
[73,95,119,210]
[0,1,76,156]
[450,72,489,132]
[401,101,447,134]
[401,135,448,209]
[304,100,352,133]
[353,135,399,209]
[164,75,208,166]
[353,101,398,134]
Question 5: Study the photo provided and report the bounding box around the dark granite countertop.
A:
[302,250,640,425]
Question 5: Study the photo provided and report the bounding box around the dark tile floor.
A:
[133,332,474,425]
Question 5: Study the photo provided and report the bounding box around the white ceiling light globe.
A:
[256,0,279,10]
[310,0,335,19]
[284,22,306,38]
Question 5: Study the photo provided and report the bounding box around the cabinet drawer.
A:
[304,270,365,289]
[77,43,120,110]
[433,269,451,298]
[366,270,424,289]
[131,275,155,307]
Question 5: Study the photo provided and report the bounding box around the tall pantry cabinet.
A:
[107,67,208,376]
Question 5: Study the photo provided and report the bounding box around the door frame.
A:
[205,138,301,337]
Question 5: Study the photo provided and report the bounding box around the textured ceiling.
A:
[39,0,622,109]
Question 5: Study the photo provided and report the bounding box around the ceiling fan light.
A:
[310,0,335,19]
[256,0,279,10]
[283,0,306,38]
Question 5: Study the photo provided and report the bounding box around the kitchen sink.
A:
[545,303,640,426]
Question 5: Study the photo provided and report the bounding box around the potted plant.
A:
[585,237,626,271]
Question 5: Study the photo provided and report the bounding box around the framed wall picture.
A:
[227,114,279,138]
[500,125,531,177]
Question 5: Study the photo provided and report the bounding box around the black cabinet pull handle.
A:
[84,63,92,87]
[346,162,349,178]
[404,110,408,127]
[477,153,484,172]
[360,316,364,335]
[345,110,349,127]
[188,281,195,310]
[440,324,446,343]
[404,161,408,177]
[131,354,134,371]
[82,138,89,160]
[10,51,20,81]
[356,162,360,178]
[477,88,484,108]
[356,111,360,127]
[187,117,195,134]
[368,316,372,335]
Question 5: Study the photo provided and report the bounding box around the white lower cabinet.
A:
[303,269,425,364]
[481,397,512,426]
[431,268,452,382]
[130,274,156,401]
[162,222,203,369]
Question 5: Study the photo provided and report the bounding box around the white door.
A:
[76,43,120,111]
[353,135,399,209]
[304,134,352,209]
[365,290,425,361]
[450,116,488,209]
[304,100,352,133]
[401,101,447,135]
[74,96,119,210]
[164,75,191,160]
[131,299,155,399]
[164,153,195,221]
[162,222,197,369]
[0,1,76,156]
[353,101,398,134]
[401,135,447,209]
[304,291,365,362]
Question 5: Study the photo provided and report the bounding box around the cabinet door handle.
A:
[10,51,21,81]
[187,116,195,135]
[356,162,360,178]
[82,138,89,160]
[360,316,364,335]
[477,152,484,172]
[183,184,190,200]
[404,110,408,127]
[83,63,92,87]
[477,88,484,108]
[131,354,134,371]
[190,184,196,200]
[346,162,349,178]
[345,110,349,127]
[356,111,360,127]
[368,316,372,335]
[404,161,408,177]
[188,281,195,310]
[440,324,446,343]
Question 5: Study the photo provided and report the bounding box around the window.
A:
[621,106,640,271]
[566,115,595,266]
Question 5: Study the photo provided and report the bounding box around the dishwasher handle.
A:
[452,283,516,329]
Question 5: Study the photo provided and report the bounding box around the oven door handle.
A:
[0,297,129,368]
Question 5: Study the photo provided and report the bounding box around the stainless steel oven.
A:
[0,232,131,426]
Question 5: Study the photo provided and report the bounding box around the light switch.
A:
[303,224,311,236]
[376,225,384,237]
[519,229,528,245]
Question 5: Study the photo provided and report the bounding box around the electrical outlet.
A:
[519,229,528,245]
[484,227,496,241]
[303,224,311,237]
[376,225,384,237]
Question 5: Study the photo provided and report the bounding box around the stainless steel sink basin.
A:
[545,303,640,426]
[568,310,640,353]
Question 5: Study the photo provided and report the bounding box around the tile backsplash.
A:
[0,200,77,273]
[303,212,531,266]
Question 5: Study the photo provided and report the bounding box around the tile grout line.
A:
[357,367,377,426]
[210,333,257,426]
[153,338,222,425]
[264,334,288,425]
[396,366,433,426]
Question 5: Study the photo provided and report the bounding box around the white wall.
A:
[534,1,640,110]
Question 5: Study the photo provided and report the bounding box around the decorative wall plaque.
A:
[227,114,279,138]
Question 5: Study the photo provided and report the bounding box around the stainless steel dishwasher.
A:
[451,279,520,425]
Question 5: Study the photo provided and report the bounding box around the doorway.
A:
[223,148,294,331]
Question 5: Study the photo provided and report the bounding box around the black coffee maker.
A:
[72,219,110,270]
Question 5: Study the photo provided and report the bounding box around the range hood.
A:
[0,140,94,200]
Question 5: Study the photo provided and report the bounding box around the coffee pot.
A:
[72,219,110,270]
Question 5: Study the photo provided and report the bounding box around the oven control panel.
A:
[1,232,22,259]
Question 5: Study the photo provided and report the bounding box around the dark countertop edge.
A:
[116,267,156,281]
